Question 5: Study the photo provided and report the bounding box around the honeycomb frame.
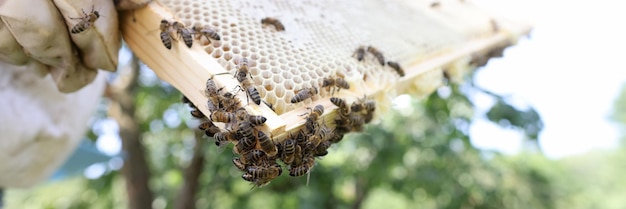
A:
[121,0,530,142]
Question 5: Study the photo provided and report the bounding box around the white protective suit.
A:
[0,0,149,189]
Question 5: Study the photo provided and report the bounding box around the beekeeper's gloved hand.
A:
[0,0,150,191]
[0,0,149,92]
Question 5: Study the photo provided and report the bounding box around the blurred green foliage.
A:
[7,66,626,209]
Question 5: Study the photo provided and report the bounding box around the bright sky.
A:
[469,0,626,158]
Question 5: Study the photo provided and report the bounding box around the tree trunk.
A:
[352,177,368,209]
[108,55,154,209]
[0,188,4,209]
[174,130,206,209]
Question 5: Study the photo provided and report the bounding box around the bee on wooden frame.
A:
[291,87,318,103]
[159,19,175,49]
[171,21,193,48]
[192,25,221,44]
[322,76,350,95]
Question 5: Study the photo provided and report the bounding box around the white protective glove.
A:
[0,0,149,188]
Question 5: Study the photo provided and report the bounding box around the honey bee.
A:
[213,131,236,147]
[235,108,248,121]
[314,140,331,157]
[350,95,371,113]
[364,100,376,112]
[235,108,267,126]
[205,77,220,96]
[257,131,278,157]
[310,105,324,119]
[210,111,236,123]
[329,97,347,108]
[334,117,348,130]
[243,165,282,187]
[305,134,322,152]
[294,132,307,147]
[443,70,451,85]
[347,115,365,132]
[245,87,262,106]
[328,130,345,143]
[386,61,405,77]
[291,87,318,103]
[263,100,276,112]
[69,6,100,34]
[191,25,221,43]
[322,77,350,94]
[205,78,223,111]
[233,157,247,171]
[250,113,267,126]
[159,19,175,49]
[335,112,354,131]
[367,46,385,66]
[235,137,257,155]
[243,149,267,165]
[330,97,350,117]
[289,156,315,177]
[354,46,366,61]
[363,100,376,123]
[261,17,285,31]
[245,164,282,179]
[318,122,333,141]
[183,97,207,119]
[351,102,363,113]
[233,58,262,105]
[181,96,191,104]
[190,109,205,119]
[172,21,193,48]
[198,121,220,137]
[206,101,218,113]
[281,138,297,164]
[235,58,252,81]
[237,121,255,141]
[241,172,254,182]
[219,92,241,112]
[430,1,441,8]
[302,105,324,133]
[235,122,256,153]
[328,132,348,143]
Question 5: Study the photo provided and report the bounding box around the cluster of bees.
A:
[159,19,221,49]
[159,17,284,50]
[180,57,367,187]
[181,76,281,187]
[331,96,376,133]
[171,17,386,188]
[354,45,405,77]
